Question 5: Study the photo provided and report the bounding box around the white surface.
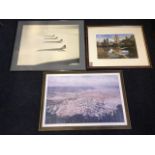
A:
[0,136,154,155]
[0,0,154,19]
[17,25,80,65]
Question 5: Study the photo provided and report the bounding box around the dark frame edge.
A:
[38,72,47,131]
[10,21,23,71]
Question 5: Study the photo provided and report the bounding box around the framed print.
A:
[87,25,152,68]
[11,20,85,71]
[39,71,131,131]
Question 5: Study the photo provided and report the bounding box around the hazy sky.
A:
[47,74,119,88]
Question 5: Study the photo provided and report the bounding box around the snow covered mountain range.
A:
[45,87,124,123]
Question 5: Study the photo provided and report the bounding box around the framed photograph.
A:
[39,71,131,131]
[11,20,85,71]
[87,25,152,68]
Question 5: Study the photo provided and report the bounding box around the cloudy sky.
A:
[47,74,119,88]
[96,33,133,42]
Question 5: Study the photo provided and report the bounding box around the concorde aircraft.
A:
[44,39,63,43]
[37,45,66,52]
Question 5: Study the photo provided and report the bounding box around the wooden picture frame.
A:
[11,20,86,71]
[39,71,131,131]
[86,25,152,69]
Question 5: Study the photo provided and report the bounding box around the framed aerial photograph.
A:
[87,25,152,68]
[39,71,131,131]
[11,20,85,71]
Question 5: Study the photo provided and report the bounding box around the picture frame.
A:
[39,71,131,131]
[11,20,86,71]
[86,25,152,69]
